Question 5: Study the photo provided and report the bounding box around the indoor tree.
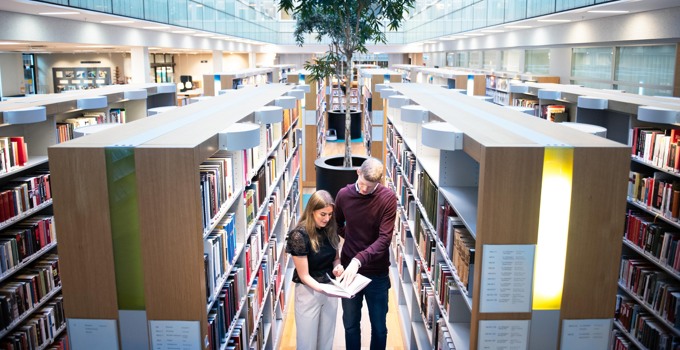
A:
[278,0,415,167]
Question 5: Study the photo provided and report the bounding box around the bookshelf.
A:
[49,84,301,349]
[287,70,319,188]
[359,68,403,161]
[0,83,174,348]
[485,72,559,107]
[383,83,630,350]
[203,68,274,96]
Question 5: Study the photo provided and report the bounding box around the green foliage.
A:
[279,0,414,166]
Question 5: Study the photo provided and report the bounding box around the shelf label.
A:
[479,244,535,313]
[560,318,611,350]
[67,318,119,350]
[478,320,529,350]
[149,320,201,350]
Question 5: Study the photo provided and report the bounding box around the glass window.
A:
[570,80,613,90]
[487,0,504,26]
[615,45,675,88]
[483,50,500,70]
[505,0,527,22]
[446,53,455,67]
[501,50,523,72]
[469,51,482,69]
[145,0,169,23]
[556,0,593,12]
[169,0,189,27]
[203,7,216,32]
[68,0,111,12]
[188,1,204,29]
[527,0,554,18]
[525,49,550,74]
[614,84,672,97]
[571,47,613,80]
[473,1,487,29]
[113,0,143,18]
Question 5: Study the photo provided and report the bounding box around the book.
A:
[319,273,371,298]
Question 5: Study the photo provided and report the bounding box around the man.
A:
[335,157,398,350]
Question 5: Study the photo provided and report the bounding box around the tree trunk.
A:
[344,58,353,168]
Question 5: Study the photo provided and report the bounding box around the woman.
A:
[286,190,344,350]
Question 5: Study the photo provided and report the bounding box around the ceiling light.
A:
[194,33,213,37]
[537,19,572,23]
[172,30,195,34]
[142,26,170,30]
[463,33,484,36]
[505,25,533,29]
[481,30,504,33]
[0,42,26,45]
[101,20,135,24]
[423,41,436,44]
[39,11,80,15]
[587,10,629,14]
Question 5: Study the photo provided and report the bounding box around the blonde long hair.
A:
[297,190,339,252]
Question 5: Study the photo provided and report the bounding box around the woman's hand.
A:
[332,264,344,277]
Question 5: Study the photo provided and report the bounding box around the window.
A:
[525,49,550,74]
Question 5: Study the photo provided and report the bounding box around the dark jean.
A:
[341,273,391,350]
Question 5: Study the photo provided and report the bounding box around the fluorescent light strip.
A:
[39,11,80,15]
[587,10,629,13]
[102,20,134,24]
[505,25,533,29]
[481,30,504,33]
[0,42,26,45]
[142,26,170,30]
[172,30,195,34]
[537,19,571,23]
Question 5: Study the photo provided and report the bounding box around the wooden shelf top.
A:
[390,83,630,151]
[51,84,292,150]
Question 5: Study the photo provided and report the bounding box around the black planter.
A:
[315,155,369,198]
[327,110,361,140]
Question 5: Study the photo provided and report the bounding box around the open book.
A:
[319,273,372,298]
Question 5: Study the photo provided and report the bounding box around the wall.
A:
[0,53,24,97]
[173,53,248,89]
[36,52,126,94]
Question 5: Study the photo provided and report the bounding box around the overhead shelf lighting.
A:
[171,30,195,34]
[463,33,484,36]
[481,30,504,33]
[505,25,533,29]
[142,26,170,30]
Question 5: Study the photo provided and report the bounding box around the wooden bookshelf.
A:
[203,68,273,96]
[49,84,301,349]
[384,83,630,349]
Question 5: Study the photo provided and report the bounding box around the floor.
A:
[278,136,406,349]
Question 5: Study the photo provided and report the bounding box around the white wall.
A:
[0,53,24,97]
[36,52,126,94]
[173,53,248,89]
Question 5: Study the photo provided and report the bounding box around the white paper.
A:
[480,244,535,313]
[68,318,119,350]
[149,320,201,350]
[478,320,529,350]
[59,79,69,84]
[560,318,612,350]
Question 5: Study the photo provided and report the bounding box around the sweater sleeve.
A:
[335,189,346,238]
[355,192,397,267]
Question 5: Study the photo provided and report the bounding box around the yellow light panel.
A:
[532,147,573,310]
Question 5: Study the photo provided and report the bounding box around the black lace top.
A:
[286,226,336,284]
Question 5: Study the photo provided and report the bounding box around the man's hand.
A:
[338,258,360,287]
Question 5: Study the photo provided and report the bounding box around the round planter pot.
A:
[315,155,369,198]
[327,110,361,140]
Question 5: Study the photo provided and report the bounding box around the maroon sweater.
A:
[335,183,397,275]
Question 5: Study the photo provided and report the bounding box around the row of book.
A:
[435,317,456,350]
[55,110,125,143]
[0,172,52,225]
[200,153,236,231]
[0,296,67,350]
[204,213,237,303]
[631,127,680,171]
[619,257,680,330]
[628,171,680,222]
[540,104,567,122]
[207,266,247,350]
[0,254,60,331]
[0,137,29,173]
[512,98,539,116]
[0,215,56,277]
[625,210,680,274]
[615,294,680,349]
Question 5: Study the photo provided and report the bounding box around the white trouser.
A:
[294,283,339,350]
